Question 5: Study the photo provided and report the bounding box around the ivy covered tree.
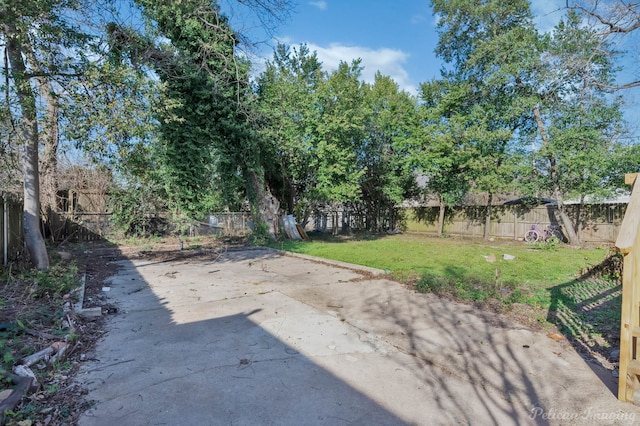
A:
[256,43,324,225]
[104,0,292,238]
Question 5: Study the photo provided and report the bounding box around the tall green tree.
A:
[524,11,625,244]
[431,0,538,240]
[355,73,418,232]
[430,1,625,245]
[409,78,473,236]
[309,61,368,233]
[257,49,372,232]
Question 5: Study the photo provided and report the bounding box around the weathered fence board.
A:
[51,212,111,242]
[615,174,640,403]
[404,204,625,244]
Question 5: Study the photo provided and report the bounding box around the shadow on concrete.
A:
[339,277,638,425]
[352,285,549,425]
[77,248,409,426]
[78,245,640,425]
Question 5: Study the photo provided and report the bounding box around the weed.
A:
[26,263,80,299]
[532,237,560,251]
[416,273,450,294]
[3,349,16,367]
[249,222,271,246]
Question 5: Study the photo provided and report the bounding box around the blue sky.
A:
[243,0,568,94]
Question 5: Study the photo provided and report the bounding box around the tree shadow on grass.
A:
[545,253,623,396]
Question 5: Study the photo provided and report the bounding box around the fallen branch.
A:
[24,328,58,340]
[17,341,67,368]
[0,370,35,426]
[50,342,68,365]
[0,341,70,424]
[19,347,54,368]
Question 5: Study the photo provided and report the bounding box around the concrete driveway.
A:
[76,247,640,425]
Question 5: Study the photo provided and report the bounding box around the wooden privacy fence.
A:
[404,204,625,244]
[617,174,640,403]
[51,212,252,241]
[50,212,111,242]
[1,194,23,266]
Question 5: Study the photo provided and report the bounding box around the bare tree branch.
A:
[568,0,640,33]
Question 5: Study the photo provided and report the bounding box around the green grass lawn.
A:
[274,233,610,291]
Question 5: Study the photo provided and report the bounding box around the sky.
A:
[223,0,639,131]
[237,0,567,94]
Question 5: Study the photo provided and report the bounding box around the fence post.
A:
[616,173,640,403]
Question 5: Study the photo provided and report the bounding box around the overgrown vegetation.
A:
[4,0,640,266]
[0,257,86,424]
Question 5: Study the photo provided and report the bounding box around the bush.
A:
[109,187,168,237]
[248,221,271,246]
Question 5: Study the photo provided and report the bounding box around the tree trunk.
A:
[245,169,279,240]
[484,192,493,241]
[4,23,50,269]
[23,41,60,239]
[556,203,580,246]
[38,82,60,240]
[532,104,581,246]
[548,163,581,245]
[437,196,446,236]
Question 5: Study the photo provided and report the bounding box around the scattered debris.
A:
[547,332,565,342]
[77,307,103,320]
[482,254,497,263]
[503,254,515,261]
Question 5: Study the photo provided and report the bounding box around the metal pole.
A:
[3,193,8,267]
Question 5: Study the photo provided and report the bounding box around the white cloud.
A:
[309,1,328,11]
[308,43,416,94]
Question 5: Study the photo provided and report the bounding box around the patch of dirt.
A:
[0,241,122,425]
